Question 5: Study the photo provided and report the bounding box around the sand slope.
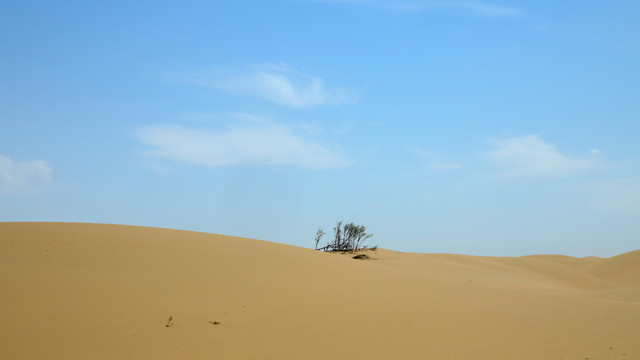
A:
[1,222,638,359]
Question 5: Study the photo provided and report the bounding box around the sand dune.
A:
[585,250,640,285]
[1,222,638,359]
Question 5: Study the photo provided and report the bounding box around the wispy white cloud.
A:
[302,0,523,17]
[442,2,523,17]
[407,148,463,170]
[0,154,52,195]
[135,116,349,170]
[178,63,356,108]
[483,135,597,179]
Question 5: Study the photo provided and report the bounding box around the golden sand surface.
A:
[1,222,638,359]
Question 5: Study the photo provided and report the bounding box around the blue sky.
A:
[1,1,639,256]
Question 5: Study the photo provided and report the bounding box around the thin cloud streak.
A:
[483,135,597,179]
[135,120,350,170]
[178,63,356,108]
[443,2,523,17]
[302,0,523,17]
[0,154,52,195]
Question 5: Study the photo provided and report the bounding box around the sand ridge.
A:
[1,222,638,359]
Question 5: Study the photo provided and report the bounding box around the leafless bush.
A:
[315,221,372,252]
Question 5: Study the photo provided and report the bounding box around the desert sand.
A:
[1,222,638,359]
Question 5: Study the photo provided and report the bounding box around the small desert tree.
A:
[316,221,372,252]
[314,228,325,250]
